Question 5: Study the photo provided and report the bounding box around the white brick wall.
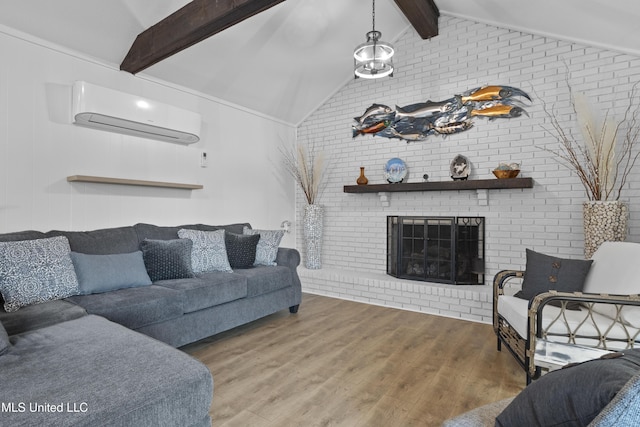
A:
[296,16,640,323]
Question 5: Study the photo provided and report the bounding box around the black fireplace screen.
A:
[387,216,485,285]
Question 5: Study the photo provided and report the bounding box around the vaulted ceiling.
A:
[1,0,639,125]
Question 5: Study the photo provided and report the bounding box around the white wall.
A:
[296,15,640,319]
[0,28,297,247]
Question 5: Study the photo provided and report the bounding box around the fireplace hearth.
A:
[387,216,485,285]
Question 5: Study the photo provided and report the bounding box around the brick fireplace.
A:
[387,216,485,285]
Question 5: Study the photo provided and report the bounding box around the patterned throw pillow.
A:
[0,236,80,312]
[243,227,284,266]
[177,229,232,273]
[225,232,260,269]
[140,239,195,282]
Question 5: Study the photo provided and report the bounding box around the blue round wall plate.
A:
[384,158,407,183]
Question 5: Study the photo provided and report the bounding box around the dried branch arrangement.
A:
[540,79,640,201]
[280,142,326,205]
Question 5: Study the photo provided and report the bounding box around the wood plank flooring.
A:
[182,293,524,426]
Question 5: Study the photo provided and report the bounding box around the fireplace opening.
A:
[387,216,485,285]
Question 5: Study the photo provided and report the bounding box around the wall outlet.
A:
[200,151,208,168]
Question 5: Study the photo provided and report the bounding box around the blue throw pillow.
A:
[71,251,152,295]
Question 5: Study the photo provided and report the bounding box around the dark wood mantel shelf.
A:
[344,177,533,193]
[344,177,533,206]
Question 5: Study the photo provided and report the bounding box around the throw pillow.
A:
[496,350,640,426]
[0,322,10,356]
[140,239,195,281]
[71,251,152,295]
[225,232,260,269]
[0,236,79,312]
[514,249,593,309]
[177,229,232,273]
[243,226,284,266]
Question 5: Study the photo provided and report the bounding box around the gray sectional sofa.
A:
[0,222,302,426]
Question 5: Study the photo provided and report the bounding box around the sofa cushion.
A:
[496,349,640,426]
[47,226,139,254]
[0,236,79,312]
[243,227,284,266]
[515,249,592,309]
[178,228,232,273]
[0,322,9,355]
[233,265,292,297]
[1,299,87,336]
[225,232,260,269]
[0,315,212,427]
[157,273,247,313]
[66,285,183,330]
[498,295,639,348]
[141,238,195,281]
[71,251,152,295]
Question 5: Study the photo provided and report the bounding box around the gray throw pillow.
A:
[71,251,152,295]
[0,322,10,356]
[0,236,79,312]
[140,239,195,282]
[177,229,232,273]
[225,232,260,269]
[514,249,593,309]
[243,227,284,266]
[496,350,640,426]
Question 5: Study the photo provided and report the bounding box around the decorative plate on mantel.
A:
[450,154,470,180]
[384,158,407,183]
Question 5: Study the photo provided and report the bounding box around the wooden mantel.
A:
[344,177,533,206]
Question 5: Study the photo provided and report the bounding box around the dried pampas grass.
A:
[540,75,640,201]
[281,142,327,205]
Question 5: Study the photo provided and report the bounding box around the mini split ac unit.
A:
[72,81,201,144]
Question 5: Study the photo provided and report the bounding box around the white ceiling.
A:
[1,0,639,125]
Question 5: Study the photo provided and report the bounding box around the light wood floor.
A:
[182,293,524,427]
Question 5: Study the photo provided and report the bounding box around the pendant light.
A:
[354,0,394,79]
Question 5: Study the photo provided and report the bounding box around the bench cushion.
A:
[498,295,640,349]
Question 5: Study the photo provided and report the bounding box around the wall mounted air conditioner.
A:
[72,81,201,144]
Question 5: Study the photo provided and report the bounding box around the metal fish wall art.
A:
[352,85,531,142]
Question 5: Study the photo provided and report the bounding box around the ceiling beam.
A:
[393,0,439,39]
[120,0,286,74]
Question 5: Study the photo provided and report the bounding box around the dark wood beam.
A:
[120,0,286,74]
[393,0,439,39]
